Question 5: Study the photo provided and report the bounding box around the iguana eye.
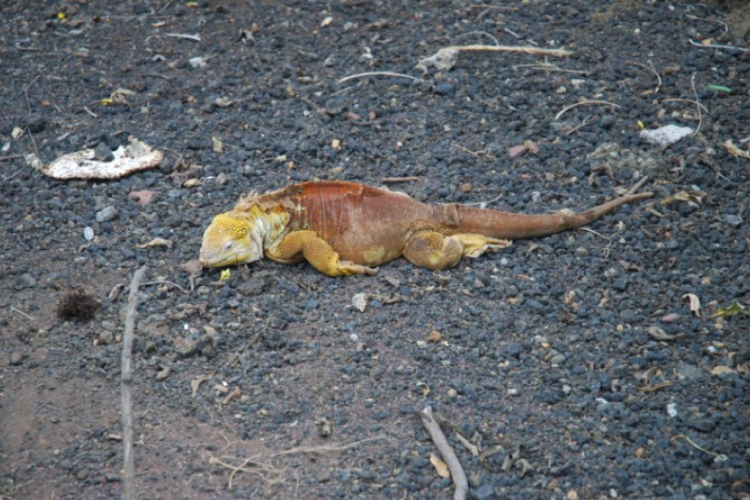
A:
[221,241,234,252]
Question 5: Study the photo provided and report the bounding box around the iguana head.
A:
[199,212,264,268]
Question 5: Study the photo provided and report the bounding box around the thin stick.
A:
[690,73,702,137]
[564,115,595,135]
[513,61,587,74]
[23,75,40,114]
[165,33,201,42]
[0,154,22,162]
[381,176,419,184]
[628,61,662,94]
[121,265,147,500]
[453,31,499,46]
[337,71,420,84]
[469,4,518,9]
[660,98,709,113]
[448,44,571,57]
[688,39,750,53]
[417,406,468,500]
[626,175,650,196]
[10,306,34,321]
[672,434,724,458]
[555,100,621,121]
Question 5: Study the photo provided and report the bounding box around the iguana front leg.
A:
[403,230,512,270]
[268,230,377,277]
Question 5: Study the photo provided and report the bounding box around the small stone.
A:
[506,341,523,358]
[24,113,46,133]
[17,273,36,288]
[567,489,579,500]
[83,226,95,241]
[10,351,25,365]
[474,483,495,500]
[96,206,118,223]
[433,82,455,97]
[600,114,616,129]
[99,330,113,344]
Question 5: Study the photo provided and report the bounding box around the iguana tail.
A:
[438,192,653,240]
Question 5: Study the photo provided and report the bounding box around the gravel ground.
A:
[1,1,749,499]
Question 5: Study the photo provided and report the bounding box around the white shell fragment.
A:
[639,124,693,147]
[40,136,163,180]
[352,293,368,312]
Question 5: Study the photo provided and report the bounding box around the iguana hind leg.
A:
[403,230,512,270]
[270,230,377,277]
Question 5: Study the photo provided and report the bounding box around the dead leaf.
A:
[523,139,539,155]
[661,191,705,208]
[215,97,233,108]
[710,366,735,376]
[429,453,450,478]
[683,293,701,316]
[427,330,442,343]
[737,362,750,375]
[211,136,224,153]
[416,381,430,396]
[183,178,201,188]
[128,189,156,206]
[331,139,341,150]
[647,326,684,341]
[661,313,680,323]
[508,144,528,158]
[222,386,242,405]
[454,432,479,456]
[136,237,172,249]
[181,259,203,276]
[712,300,750,318]
[191,374,212,397]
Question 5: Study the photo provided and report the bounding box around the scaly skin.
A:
[198,180,653,277]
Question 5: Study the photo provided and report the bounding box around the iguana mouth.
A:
[199,251,249,268]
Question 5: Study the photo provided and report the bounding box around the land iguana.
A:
[198,180,652,277]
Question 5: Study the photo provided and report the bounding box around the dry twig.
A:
[417,406,468,500]
[628,61,662,94]
[121,265,147,500]
[337,71,420,84]
[690,73,702,136]
[381,176,419,184]
[555,100,620,121]
[208,435,387,489]
[688,39,750,53]
[10,306,34,321]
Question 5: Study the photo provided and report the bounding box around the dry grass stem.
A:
[628,61,662,94]
[449,44,571,57]
[660,98,709,113]
[10,306,34,321]
[381,176,419,184]
[564,115,595,135]
[208,435,387,489]
[555,100,621,121]
[514,61,587,74]
[453,31,499,46]
[688,39,750,52]
[690,73,702,137]
[337,72,420,84]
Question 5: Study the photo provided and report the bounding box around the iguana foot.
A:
[403,231,512,270]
